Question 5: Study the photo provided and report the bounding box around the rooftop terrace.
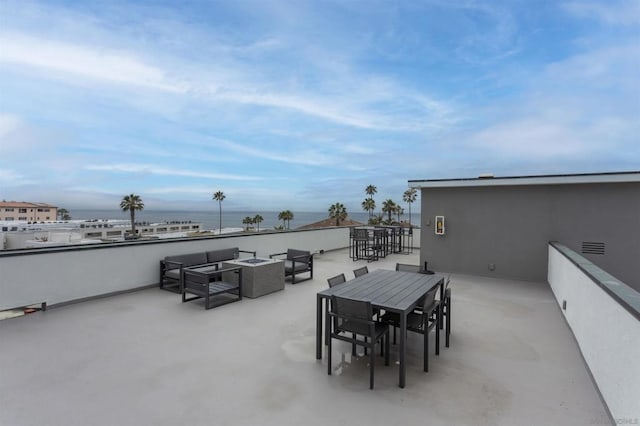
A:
[0,248,609,426]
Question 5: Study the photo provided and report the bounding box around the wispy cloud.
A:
[84,164,263,181]
[0,33,186,93]
[214,138,337,167]
[0,0,637,211]
[562,0,640,26]
[545,44,640,91]
[0,30,453,133]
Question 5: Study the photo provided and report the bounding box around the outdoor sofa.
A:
[160,247,256,293]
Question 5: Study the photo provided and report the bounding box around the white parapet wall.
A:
[548,243,640,422]
[0,227,349,311]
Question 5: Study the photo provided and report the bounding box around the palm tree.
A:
[365,184,377,199]
[396,205,404,223]
[212,190,225,234]
[242,216,253,231]
[328,202,348,226]
[57,208,71,221]
[361,198,376,219]
[382,199,396,224]
[284,210,294,229]
[278,210,293,229]
[278,210,294,229]
[278,211,287,229]
[369,213,384,225]
[403,188,418,226]
[253,214,263,232]
[120,194,144,237]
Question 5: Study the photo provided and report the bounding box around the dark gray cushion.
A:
[189,265,218,275]
[165,270,181,280]
[206,248,239,263]
[287,249,310,263]
[165,252,207,268]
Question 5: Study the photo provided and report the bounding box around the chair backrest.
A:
[165,252,208,268]
[206,247,239,263]
[396,263,420,273]
[327,273,346,288]
[353,266,368,278]
[331,295,373,321]
[422,287,438,313]
[354,228,369,241]
[373,229,386,238]
[287,249,311,264]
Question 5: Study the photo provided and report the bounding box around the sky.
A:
[0,0,639,213]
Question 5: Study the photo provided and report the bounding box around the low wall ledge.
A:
[549,241,640,321]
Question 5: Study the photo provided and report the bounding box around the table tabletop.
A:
[318,269,443,314]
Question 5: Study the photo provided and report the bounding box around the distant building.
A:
[0,202,58,222]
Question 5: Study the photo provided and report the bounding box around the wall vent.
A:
[581,241,605,255]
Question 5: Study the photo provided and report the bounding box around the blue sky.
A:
[1,0,638,213]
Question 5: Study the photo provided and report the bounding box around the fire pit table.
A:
[221,257,285,298]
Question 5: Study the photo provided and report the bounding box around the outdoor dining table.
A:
[316,269,445,388]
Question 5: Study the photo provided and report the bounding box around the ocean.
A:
[69,210,421,231]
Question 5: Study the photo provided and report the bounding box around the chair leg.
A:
[369,344,375,390]
[325,300,330,346]
[352,333,357,356]
[327,316,332,376]
[435,312,440,356]
[424,326,429,372]
[446,296,451,348]
[384,333,390,366]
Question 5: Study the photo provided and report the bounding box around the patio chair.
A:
[381,287,440,372]
[353,266,368,278]
[371,228,387,259]
[327,273,346,287]
[353,228,376,262]
[182,266,243,310]
[395,263,420,273]
[269,249,313,284]
[327,295,390,389]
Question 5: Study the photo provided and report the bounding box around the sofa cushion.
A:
[165,269,181,280]
[207,248,239,263]
[284,260,310,273]
[189,265,219,275]
[165,252,207,269]
[287,249,311,263]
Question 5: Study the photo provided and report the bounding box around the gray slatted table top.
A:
[318,269,444,314]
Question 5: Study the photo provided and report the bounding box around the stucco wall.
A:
[418,182,639,289]
[0,228,349,310]
[548,244,640,421]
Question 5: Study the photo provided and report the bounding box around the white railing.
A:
[548,242,640,423]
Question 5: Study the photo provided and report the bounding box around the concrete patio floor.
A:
[0,248,609,426]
